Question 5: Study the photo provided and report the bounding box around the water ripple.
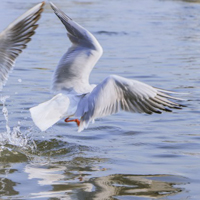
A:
[95,30,128,36]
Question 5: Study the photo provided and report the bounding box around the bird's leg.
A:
[65,117,80,126]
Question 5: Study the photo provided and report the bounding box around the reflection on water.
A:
[0,177,18,196]
[0,165,19,196]
[92,174,186,199]
[25,165,66,186]
[0,136,188,199]
[1,161,188,199]
[25,164,93,199]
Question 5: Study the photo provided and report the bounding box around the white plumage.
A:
[0,2,45,90]
[30,2,184,132]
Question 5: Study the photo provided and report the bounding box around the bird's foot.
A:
[65,117,80,126]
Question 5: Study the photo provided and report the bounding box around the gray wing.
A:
[50,2,103,94]
[76,75,184,132]
[0,2,45,91]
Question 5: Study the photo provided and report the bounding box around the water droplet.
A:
[0,96,37,152]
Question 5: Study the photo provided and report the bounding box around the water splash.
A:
[0,96,37,152]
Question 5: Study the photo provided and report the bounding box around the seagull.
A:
[30,2,185,132]
[0,2,45,91]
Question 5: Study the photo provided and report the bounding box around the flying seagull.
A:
[0,2,45,91]
[30,2,184,132]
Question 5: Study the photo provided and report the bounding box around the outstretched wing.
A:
[50,2,103,94]
[0,2,45,91]
[76,75,184,132]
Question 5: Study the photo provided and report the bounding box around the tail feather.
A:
[30,93,70,131]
